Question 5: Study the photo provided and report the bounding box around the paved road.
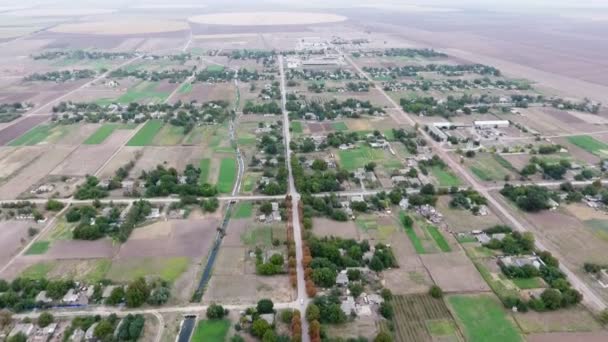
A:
[347,54,607,312]
[279,55,311,342]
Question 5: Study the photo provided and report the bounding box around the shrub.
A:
[429,285,443,298]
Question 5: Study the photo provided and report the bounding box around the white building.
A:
[474,120,509,128]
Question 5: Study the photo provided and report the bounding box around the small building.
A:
[340,296,356,315]
[367,293,384,305]
[70,328,85,342]
[146,208,161,219]
[475,233,491,245]
[399,198,409,210]
[35,290,53,303]
[391,175,407,184]
[428,126,447,142]
[498,256,545,269]
[102,285,120,299]
[62,288,79,304]
[85,323,98,341]
[336,271,349,286]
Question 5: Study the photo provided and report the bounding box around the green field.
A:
[338,145,386,171]
[470,154,511,182]
[427,225,452,252]
[178,83,192,94]
[9,124,70,146]
[115,81,169,104]
[448,295,522,342]
[512,277,544,290]
[152,124,185,145]
[25,241,50,255]
[198,159,211,185]
[233,202,253,219]
[127,120,163,146]
[242,173,259,192]
[567,135,608,156]
[106,257,189,283]
[400,212,425,253]
[241,225,286,247]
[84,124,134,144]
[217,157,237,193]
[191,320,230,342]
[291,121,303,133]
[431,166,461,187]
[21,262,56,279]
[584,219,608,242]
[332,122,348,131]
[206,65,225,73]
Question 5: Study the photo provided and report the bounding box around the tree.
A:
[312,268,337,288]
[599,309,608,325]
[401,214,413,228]
[381,288,393,301]
[45,199,64,211]
[429,285,443,299]
[541,288,563,310]
[306,303,320,322]
[257,299,274,314]
[94,319,114,339]
[260,202,273,215]
[348,283,364,298]
[207,304,227,319]
[364,162,376,172]
[263,330,278,342]
[7,333,26,342]
[37,312,54,328]
[105,286,125,305]
[379,302,394,319]
[125,277,149,308]
[369,256,384,272]
[252,318,271,338]
[0,310,11,328]
[374,331,393,342]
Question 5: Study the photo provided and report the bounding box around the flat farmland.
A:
[173,82,235,104]
[8,124,96,146]
[420,251,491,293]
[0,220,44,265]
[567,135,608,158]
[51,128,134,176]
[0,146,46,181]
[337,145,401,171]
[0,145,74,199]
[217,157,236,193]
[448,295,522,342]
[0,115,50,145]
[118,146,205,181]
[83,123,136,145]
[127,120,163,146]
[436,196,503,232]
[514,306,603,334]
[467,153,517,182]
[390,294,464,342]
[313,218,359,240]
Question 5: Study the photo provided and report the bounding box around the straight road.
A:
[279,55,311,342]
[346,54,607,312]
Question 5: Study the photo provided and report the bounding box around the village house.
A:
[498,255,545,269]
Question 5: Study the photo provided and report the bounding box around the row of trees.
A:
[25,69,97,82]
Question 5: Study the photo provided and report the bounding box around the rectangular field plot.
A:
[127,120,163,146]
[567,135,608,157]
[431,166,461,187]
[191,320,230,342]
[448,295,523,342]
[115,81,170,104]
[390,294,464,342]
[337,145,400,171]
[84,123,135,145]
[217,157,236,193]
[8,124,71,146]
[468,153,516,182]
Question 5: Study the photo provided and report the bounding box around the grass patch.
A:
[338,145,385,171]
[291,121,303,133]
[46,219,73,241]
[106,257,189,283]
[448,295,522,342]
[127,120,163,146]
[25,241,50,255]
[512,277,544,290]
[567,135,608,157]
[383,129,395,141]
[332,122,348,131]
[241,225,286,247]
[198,159,211,185]
[21,262,56,279]
[584,219,608,242]
[233,202,253,219]
[427,225,451,252]
[84,123,134,144]
[242,173,259,192]
[191,320,230,342]
[494,154,518,173]
[469,154,511,182]
[217,157,236,193]
[427,319,457,337]
[431,166,461,187]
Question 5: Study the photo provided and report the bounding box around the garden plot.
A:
[313,218,359,240]
[0,146,45,181]
[513,306,603,334]
[34,239,117,259]
[336,144,401,172]
[390,294,465,342]
[466,153,518,183]
[204,218,294,305]
[420,251,491,293]
[448,294,522,342]
[0,145,73,199]
[526,331,608,342]
[51,128,133,176]
[173,83,236,104]
[0,116,50,145]
[125,146,206,178]
[8,123,92,146]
